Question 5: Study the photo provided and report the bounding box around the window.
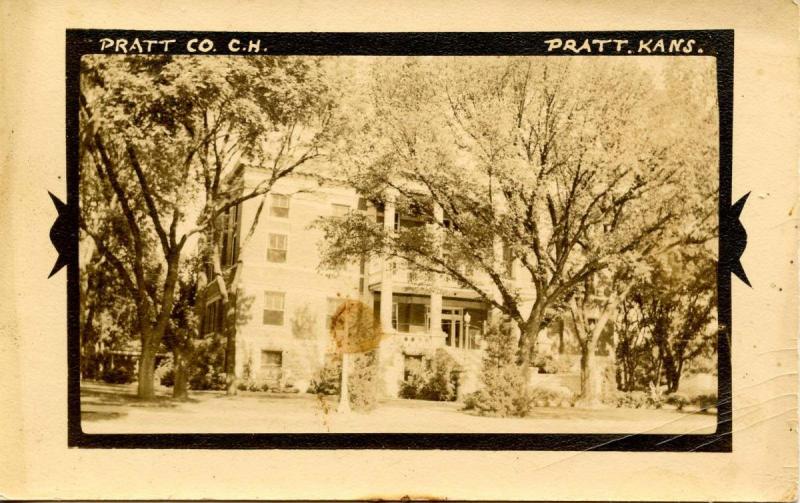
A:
[267,233,288,263]
[263,292,285,325]
[393,300,428,333]
[332,203,350,218]
[219,204,241,267]
[202,299,225,334]
[270,194,290,218]
[260,350,282,385]
[261,350,282,369]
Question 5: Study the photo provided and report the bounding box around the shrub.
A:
[399,349,458,402]
[307,351,378,412]
[529,383,574,408]
[348,350,379,411]
[468,322,534,417]
[645,383,666,409]
[469,365,532,417]
[692,392,718,412]
[101,366,134,384]
[462,391,479,411]
[665,392,691,411]
[398,358,428,399]
[308,355,341,395]
[189,369,226,391]
[188,333,226,390]
[155,357,174,387]
[613,390,649,409]
[612,386,688,410]
[533,354,577,374]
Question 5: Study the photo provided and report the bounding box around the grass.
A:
[80,380,717,435]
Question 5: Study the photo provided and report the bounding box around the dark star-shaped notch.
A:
[48,192,70,278]
[729,192,751,287]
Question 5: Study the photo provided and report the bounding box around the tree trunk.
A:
[173,349,189,399]
[519,305,543,382]
[577,338,603,407]
[660,346,679,393]
[664,358,682,393]
[138,340,157,399]
[137,254,182,399]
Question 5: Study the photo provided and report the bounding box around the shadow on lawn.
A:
[80,381,200,409]
[81,410,127,422]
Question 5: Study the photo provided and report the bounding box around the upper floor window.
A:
[270,194,290,218]
[263,291,285,325]
[267,233,288,263]
[220,204,241,268]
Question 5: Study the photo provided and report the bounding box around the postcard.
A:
[1,1,797,500]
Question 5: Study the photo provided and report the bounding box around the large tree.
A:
[317,57,716,381]
[563,57,719,404]
[80,55,338,398]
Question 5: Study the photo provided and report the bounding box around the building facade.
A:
[202,165,608,397]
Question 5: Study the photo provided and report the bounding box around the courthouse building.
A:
[201,164,583,397]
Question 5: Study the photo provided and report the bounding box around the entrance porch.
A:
[372,292,488,355]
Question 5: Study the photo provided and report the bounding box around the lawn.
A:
[81,381,717,434]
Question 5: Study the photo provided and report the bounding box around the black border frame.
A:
[66,29,733,451]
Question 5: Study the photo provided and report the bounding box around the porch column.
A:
[379,189,396,333]
[429,201,444,344]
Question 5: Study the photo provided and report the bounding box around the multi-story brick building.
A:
[201,164,611,397]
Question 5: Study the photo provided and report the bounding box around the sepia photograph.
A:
[77,53,720,436]
[5,1,799,497]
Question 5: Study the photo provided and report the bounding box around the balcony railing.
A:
[389,324,485,354]
[395,330,447,354]
[367,260,490,292]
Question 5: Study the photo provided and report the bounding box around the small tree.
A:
[632,251,718,393]
[469,321,532,417]
[565,273,626,406]
[614,294,652,392]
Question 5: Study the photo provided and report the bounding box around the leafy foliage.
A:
[348,350,379,411]
[101,365,136,385]
[399,349,459,401]
[317,57,719,374]
[614,249,718,393]
[80,55,340,397]
[529,383,575,408]
[307,351,379,411]
[308,354,342,395]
